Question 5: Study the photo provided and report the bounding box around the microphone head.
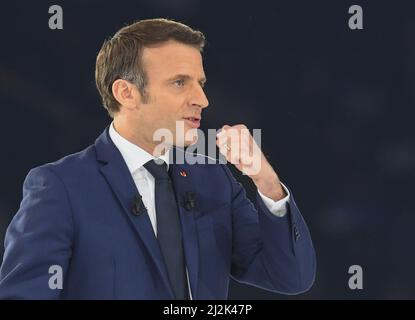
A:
[132,194,143,216]
[185,192,197,211]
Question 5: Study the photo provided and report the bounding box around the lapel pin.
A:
[180,170,187,177]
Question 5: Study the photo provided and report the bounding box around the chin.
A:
[174,128,199,147]
[174,136,198,148]
[186,138,199,146]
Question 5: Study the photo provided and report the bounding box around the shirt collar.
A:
[108,122,170,174]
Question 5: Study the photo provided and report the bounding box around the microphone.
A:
[132,194,145,216]
[184,192,197,211]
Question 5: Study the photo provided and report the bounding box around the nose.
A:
[190,83,209,109]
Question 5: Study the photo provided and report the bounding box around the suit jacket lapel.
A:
[94,128,174,298]
[169,153,201,300]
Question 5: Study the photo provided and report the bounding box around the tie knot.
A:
[144,159,169,180]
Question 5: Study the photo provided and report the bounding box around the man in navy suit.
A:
[0,18,316,299]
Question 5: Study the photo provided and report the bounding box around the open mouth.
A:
[183,117,201,128]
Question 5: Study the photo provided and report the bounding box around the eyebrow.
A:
[166,74,207,84]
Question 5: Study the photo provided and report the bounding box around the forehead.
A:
[142,40,205,79]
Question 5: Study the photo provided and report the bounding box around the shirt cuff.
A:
[257,182,291,217]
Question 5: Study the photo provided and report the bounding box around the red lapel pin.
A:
[180,170,187,177]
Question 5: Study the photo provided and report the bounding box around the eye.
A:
[173,79,185,87]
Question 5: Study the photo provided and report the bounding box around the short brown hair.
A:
[95,18,206,117]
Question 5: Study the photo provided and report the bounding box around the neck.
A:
[112,118,171,157]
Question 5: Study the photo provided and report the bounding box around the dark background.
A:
[1,0,414,299]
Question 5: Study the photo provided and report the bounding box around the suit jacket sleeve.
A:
[222,165,316,294]
[0,166,73,299]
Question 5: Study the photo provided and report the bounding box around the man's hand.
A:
[216,124,287,201]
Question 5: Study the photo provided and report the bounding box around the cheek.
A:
[161,104,185,125]
[151,93,186,125]
[150,107,177,133]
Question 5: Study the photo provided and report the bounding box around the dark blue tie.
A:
[144,159,189,299]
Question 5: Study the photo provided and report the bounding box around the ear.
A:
[111,79,141,111]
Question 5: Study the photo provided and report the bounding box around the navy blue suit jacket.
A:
[0,128,316,299]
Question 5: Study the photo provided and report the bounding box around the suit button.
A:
[132,206,141,216]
